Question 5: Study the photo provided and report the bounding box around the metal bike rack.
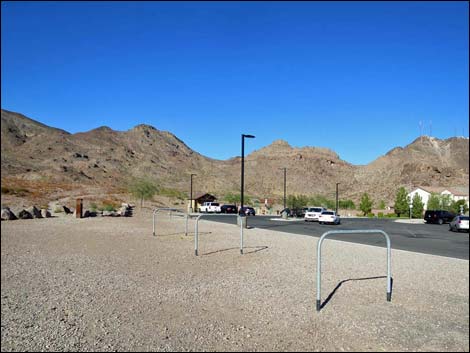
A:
[194,214,244,256]
[152,208,185,236]
[316,229,392,312]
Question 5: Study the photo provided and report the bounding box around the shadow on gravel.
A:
[156,231,212,237]
[202,245,269,256]
[320,275,393,310]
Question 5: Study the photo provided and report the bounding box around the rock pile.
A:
[1,207,18,221]
[99,203,134,217]
[1,202,134,221]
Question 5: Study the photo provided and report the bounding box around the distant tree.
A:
[223,193,253,207]
[451,199,469,215]
[394,187,410,217]
[128,178,158,208]
[309,195,335,209]
[296,195,309,208]
[359,193,373,216]
[411,193,424,218]
[287,195,297,209]
[224,192,240,205]
[440,194,453,211]
[287,195,309,209]
[378,200,386,210]
[339,199,356,210]
[427,193,441,210]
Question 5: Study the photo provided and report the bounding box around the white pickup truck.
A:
[198,202,221,213]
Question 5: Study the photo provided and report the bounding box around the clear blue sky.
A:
[2,1,468,165]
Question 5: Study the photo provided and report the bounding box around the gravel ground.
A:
[1,208,469,352]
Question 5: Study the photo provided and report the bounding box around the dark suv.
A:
[220,204,237,214]
[240,207,256,216]
[424,210,456,225]
[280,208,305,218]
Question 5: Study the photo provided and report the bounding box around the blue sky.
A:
[2,1,468,165]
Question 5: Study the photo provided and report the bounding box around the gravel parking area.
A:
[1,208,469,352]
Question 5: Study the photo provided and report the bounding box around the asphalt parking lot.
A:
[205,215,469,260]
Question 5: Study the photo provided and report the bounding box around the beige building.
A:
[408,186,469,210]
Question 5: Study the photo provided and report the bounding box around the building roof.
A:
[411,186,469,196]
[193,193,217,201]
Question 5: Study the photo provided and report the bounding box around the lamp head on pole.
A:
[243,134,255,139]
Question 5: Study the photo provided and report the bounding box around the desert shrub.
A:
[102,204,116,212]
[90,202,98,211]
[159,187,186,200]
[1,186,29,196]
[54,206,63,213]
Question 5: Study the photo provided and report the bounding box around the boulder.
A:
[41,209,51,218]
[63,206,72,214]
[1,208,18,221]
[18,210,33,219]
[118,203,134,217]
[83,210,97,218]
[26,206,43,218]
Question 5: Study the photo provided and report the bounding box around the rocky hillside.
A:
[1,109,468,206]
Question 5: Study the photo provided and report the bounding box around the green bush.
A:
[367,212,375,218]
[102,204,116,212]
[378,212,384,218]
[1,186,29,196]
[159,187,187,200]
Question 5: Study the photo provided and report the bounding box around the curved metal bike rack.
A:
[194,214,244,256]
[316,229,392,312]
[152,208,185,236]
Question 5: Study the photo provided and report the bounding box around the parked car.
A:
[220,204,237,214]
[449,215,469,232]
[318,210,341,225]
[304,207,326,222]
[240,206,256,216]
[198,202,221,213]
[280,208,304,218]
[424,210,456,225]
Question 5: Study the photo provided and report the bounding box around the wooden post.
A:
[76,198,83,219]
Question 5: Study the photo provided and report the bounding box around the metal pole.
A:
[284,168,287,210]
[185,214,188,236]
[335,183,340,214]
[190,174,196,213]
[195,215,200,256]
[153,209,157,236]
[240,217,244,254]
[240,135,245,214]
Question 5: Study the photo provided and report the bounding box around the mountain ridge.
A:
[1,109,468,205]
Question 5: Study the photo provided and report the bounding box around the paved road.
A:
[201,215,469,260]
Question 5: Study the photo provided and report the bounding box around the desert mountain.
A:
[1,109,468,205]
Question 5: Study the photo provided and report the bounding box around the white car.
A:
[198,202,221,213]
[449,215,469,232]
[318,211,341,225]
[304,207,326,222]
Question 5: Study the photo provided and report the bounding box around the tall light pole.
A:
[280,168,287,209]
[335,183,340,214]
[190,173,196,213]
[240,134,255,215]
